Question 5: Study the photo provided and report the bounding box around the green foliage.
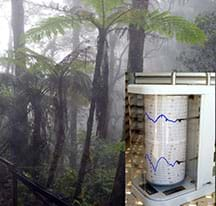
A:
[0,84,12,97]
[0,47,93,80]
[0,88,12,116]
[17,182,37,206]
[83,0,125,21]
[0,74,15,115]
[25,15,78,42]
[25,4,206,46]
[70,59,94,73]
[84,168,115,205]
[64,139,118,205]
[90,139,119,176]
[0,48,55,75]
[103,141,125,154]
[53,167,115,205]
[179,11,216,71]
[54,169,77,197]
[77,129,88,143]
[0,51,26,70]
[21,48,56,76]
[50,139,117,206]
[17,183,31,206]
[68,70,92,100]
[127,10,206,45]
[195,12,216,39]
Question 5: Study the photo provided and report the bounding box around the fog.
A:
[0,0,215,205]
[1,0,215,71]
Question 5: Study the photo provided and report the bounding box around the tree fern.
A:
[116,9,206,45]
[143,10,207,45]
[68,70,92,100]
[25,4,206,45]
[0,47,93,80]
[0,47,92,102]
[25,15,78,42]
[83,0,125,18]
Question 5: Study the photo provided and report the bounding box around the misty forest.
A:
[0,0,215,205]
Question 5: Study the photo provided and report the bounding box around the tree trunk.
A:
[96,42,109,139]
[72,30,106,203]
[72,100,95,205]
[72,28,80,50]
[10,0,28,167]
[46,77,66,188]
[69,2,80,169]
[31,95,43,180]
[69,104,78,170]
[6,20,13,73]
[94,29,110,140]
[127,0,149,72]
[11,0,25,76]
[10,96,28,165]
[109,1,149,202]
[109,151,125,206]
[107,33,118,139]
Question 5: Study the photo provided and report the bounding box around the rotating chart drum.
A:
[144,95,188,185]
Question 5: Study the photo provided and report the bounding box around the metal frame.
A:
[133,72,215,85]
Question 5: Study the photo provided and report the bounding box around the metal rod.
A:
[206,72,211,85]
[171,72,176,85]
[0,157,70,206]
[177,116,200,122]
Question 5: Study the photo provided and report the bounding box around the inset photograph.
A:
[125,72,215,206]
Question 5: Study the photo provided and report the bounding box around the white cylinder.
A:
[144,95,188,185]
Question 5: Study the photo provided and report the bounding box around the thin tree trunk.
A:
[72,100,95,204]
[10,0,28,167]
[31,96,43,180]
[127,0,149,72]
[11,0,25,76]
[69,4,80,169]
[31,96,45,206]
[69,104,78,170]
[110,1,149,204]
[107,33,118,138]
[7,20,13,73]
[46,77,66,188]
[109,150,125,206]
[10,97,28,165]
[72,30,106,203]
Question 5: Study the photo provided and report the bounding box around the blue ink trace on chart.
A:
[144,112,178,124]
[145,153,182,173]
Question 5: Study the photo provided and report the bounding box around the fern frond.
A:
[69,70,92,100]
[70,59,94,73]
[0,48,56,75]
[131,10,206,45]
[17,48,56,74]
[119,9,206,45]
[75,9,101,28]
[106,6,131,28]
[83,0,125,18]
[0,73,16,88]
[0,55,26,70]
[25,15,78,42]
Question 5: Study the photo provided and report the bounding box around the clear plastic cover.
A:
[144,95,188,185]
